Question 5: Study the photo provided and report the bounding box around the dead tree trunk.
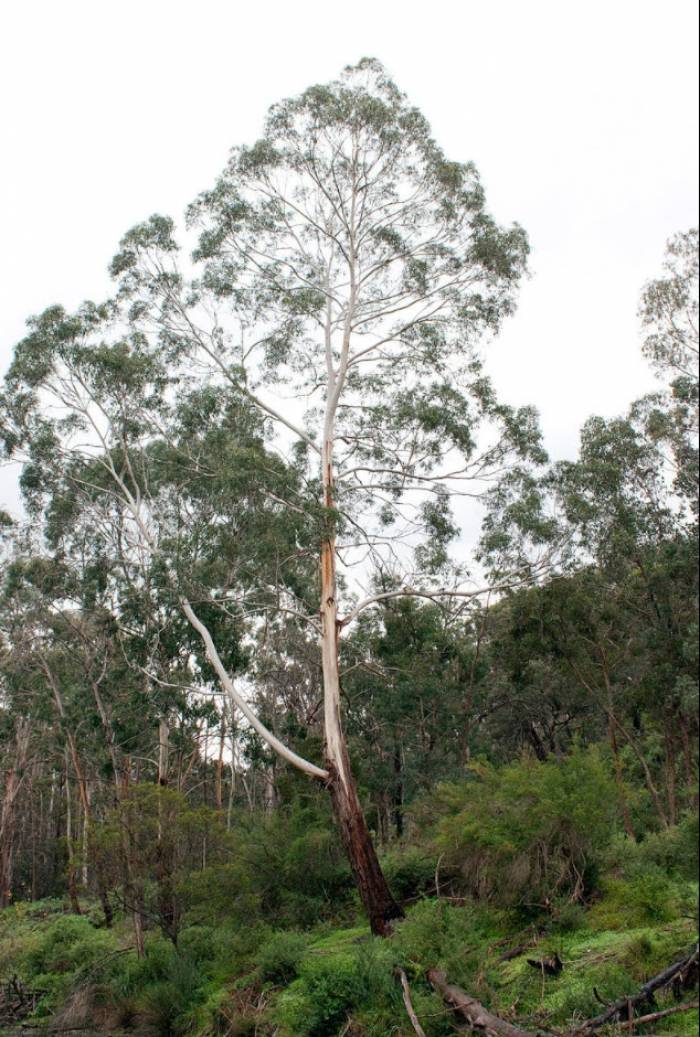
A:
[326,746,404,935]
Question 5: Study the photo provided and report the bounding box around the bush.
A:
[22,914,115,978]
[635,815,699,881]
[381,846,436,901]
[430,746,619,907]
[258,930,308,985]
[275,940,398,1037]
[185,804,354,930]
[591,868,683,928]
[4,912,120,1019]
[111,941,204,1037]
[595,820,699,929]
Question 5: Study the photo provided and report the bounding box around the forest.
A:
[0,60,697,1037]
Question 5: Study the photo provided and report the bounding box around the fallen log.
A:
[500,942,534,963]
[572,943,699,1036]
[427,970,539,1037]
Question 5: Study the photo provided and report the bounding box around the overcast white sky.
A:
[1,0,698,521]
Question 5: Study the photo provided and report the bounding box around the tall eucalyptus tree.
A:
[2,60,545,933]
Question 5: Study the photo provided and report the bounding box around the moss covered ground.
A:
[0,880,696,1037]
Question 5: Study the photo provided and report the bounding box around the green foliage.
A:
[134,953,201,1037]
[186,802,354,930]
[380,845,437,901]
[0,865,696,1037]
[430,746,619,907]
[275,939,400,1037]
[593,870,682,927]
[257,930,309,985]
[1,910,119,1017]
[633,813,699,880]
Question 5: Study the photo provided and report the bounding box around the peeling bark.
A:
[320,425,402,936]
[327,754,404,936]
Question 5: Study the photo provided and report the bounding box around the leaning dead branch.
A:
[572,943,699,1036]
[398,969,428,1037]
[618,999,699,1030]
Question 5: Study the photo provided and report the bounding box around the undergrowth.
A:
[0,776,697,1037]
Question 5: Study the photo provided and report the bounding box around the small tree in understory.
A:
[2,60,548,934]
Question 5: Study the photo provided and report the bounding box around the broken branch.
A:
[398,969,428,1037]
[572,943,699,1036]
[619,999,699,1030]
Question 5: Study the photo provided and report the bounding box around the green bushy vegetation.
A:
[427,746,620,909]
[1,753,696,1037]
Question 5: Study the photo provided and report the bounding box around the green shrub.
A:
[549,898,587,933]
[177,924,220,966]
[118,944,203,1037]
[591,869,682,928]
[381,845,436,901]
[186,804,353,930]
[636,815,699,880]
[275,940,398,1037]
[113,937,177,997]
[258,930,308,984]
[430,746,619,907]
[2,912,121,1019]
[22,915,114,977]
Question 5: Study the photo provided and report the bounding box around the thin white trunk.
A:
[158,717,170,785]
[81,796,89,888]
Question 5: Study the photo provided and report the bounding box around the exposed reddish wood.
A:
[327,756,404,936]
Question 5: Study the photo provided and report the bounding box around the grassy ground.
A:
[0,883,697,1037]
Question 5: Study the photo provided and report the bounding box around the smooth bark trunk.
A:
[64,755,82,916]
[320,433,402,935]
[0,721,30,908]
[155,718,178,945]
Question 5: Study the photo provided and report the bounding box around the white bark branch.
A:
[180,598,329,781]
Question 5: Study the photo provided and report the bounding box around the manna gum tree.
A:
[3,60,548,934]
